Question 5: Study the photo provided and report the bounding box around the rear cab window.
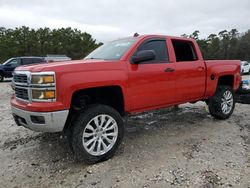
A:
[171,40,197,62]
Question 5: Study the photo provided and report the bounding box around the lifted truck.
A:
[11,35,241,163]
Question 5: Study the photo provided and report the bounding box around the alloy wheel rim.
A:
[221,90,233,115]
[82,114,118,156]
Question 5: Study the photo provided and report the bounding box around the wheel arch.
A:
[217,75,234,88]
[64,85,126,133]
[0,69,5,76]
[70,85,125,115]
[0,70,5,81]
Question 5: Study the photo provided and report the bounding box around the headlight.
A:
[30,72,56,102]
[32,90,56,100]
[31,75,55,85]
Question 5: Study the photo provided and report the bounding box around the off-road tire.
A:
[70,105,124,164]
[208,86,235,120]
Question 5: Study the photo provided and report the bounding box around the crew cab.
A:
[10,35,241,163]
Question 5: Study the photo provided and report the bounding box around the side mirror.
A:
[132,50,156,64]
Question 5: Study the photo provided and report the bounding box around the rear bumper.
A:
[11,106,69,132]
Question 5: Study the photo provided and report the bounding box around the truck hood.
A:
[15,59,122,73]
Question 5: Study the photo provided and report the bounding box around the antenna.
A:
[134,33,139,37]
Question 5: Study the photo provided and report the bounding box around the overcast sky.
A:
[0,0,249,42]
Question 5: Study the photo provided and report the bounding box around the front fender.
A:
[0,68,5,76]
[56,70,129,110]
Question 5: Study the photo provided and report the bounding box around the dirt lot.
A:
[0,79,250,188]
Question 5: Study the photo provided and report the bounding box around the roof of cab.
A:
[133,34,195,42]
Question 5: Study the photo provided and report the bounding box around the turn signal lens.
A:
[44,76,54,83]
[32,90,55,100]
[44,90,55,99]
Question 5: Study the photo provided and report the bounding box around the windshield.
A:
[3,58,13,65]
[85,38,137,60]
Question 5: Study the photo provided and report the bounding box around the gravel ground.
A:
[0,78,250,188]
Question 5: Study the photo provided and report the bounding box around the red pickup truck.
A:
[11,35,241,163]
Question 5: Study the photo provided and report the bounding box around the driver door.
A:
[127,38,176,111]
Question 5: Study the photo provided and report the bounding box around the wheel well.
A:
[71,86,125,115]
[217,75,234,87]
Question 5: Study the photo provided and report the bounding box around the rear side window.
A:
[22,58,33,65]
[32,58,44,64]
[243,61,249,66]
[138,40,169,63]
[22,58,44,65]
[172,40,197,62]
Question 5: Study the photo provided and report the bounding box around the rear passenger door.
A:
[171,40,206,102]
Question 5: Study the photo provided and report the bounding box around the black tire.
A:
[208,86,235,120]
[0,73,4,82]
[70,105,124,164]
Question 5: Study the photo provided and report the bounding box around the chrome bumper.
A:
[11,106,69,132]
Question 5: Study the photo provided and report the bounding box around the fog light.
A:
[30,115,45,124]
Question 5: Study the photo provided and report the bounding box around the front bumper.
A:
[11,106,69,132]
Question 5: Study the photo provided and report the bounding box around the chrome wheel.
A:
[82,114,118,156]
[221,90,233,115]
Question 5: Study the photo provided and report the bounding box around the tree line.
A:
[183,29,250,60]
[0,26,102,63]
[0,26,250,63]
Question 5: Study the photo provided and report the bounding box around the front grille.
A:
[14,74,28,84]
[15,87,29,100]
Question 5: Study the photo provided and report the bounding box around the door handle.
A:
[164,68,175,72]
[197,66,205,71]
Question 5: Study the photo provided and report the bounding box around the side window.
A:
[244,62,249,66]
[137,40,169,63]
[172,40,197,62]
[7,59,20,67]
[22,58,33,65]
[32,58,44,64]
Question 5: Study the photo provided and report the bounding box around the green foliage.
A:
[0,26,101,63]
[183,29,250,60]
[1,27,249,63]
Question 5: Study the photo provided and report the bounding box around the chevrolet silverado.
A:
[11,35,241,163]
